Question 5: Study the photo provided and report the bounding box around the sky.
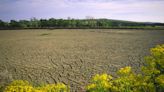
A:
[0,0,164,22]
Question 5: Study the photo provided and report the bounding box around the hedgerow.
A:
[3,44,164,92]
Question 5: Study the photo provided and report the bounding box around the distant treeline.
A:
[0,18,164,29]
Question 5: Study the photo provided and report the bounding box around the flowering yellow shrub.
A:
[37,83,69,92]
[86,74,113,92]
[151,44,164,69]
[4,80,34,92]
[86,67,137,92]
[141,44,164,91]
[4,80,69,92]
[142,44,164,76]
[151,44,164,57]
[86,44,164,92]
[117,66,132,75]
[112,66,138,92]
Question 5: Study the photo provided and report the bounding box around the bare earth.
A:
[0,29,164,91]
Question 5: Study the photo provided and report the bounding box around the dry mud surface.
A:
[0,29,164,91]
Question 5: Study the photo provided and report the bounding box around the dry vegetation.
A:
[0,29,164,91]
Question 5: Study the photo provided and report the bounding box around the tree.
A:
[10,20,21,28]
[19,20,30,28]
[30,18,40,28]
[0,20,7,29]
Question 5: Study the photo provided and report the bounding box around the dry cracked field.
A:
[0,29,164,91]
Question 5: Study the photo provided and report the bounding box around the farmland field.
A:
[0,29,164,91]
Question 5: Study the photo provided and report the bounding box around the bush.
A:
[142,44,164,92]
[4,80,69,92]
[4,80,34,92]
[86,74,113,92]
[86,44,164,92]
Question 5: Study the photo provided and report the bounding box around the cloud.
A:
[66,0,164,22]
[0,0,164,22]
[0,0,70,20]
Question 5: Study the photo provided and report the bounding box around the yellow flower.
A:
[4,86,34,92]
[4,80,69,92]
[4,80,35,92]
[87,73,113,91]
[93,74,112,82]
[118,66,132,75]
[86,83,96,90]
[151,44,164,57]
[151,45,164,53]
[8,80,31,86]
[101,81,111,89]
[93,74,100,81]
[101,74,108,81]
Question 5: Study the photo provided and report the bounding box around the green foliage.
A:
[155,74,164,87]
[0,20,8,29]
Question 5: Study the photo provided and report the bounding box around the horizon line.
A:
[1,17,164,23]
